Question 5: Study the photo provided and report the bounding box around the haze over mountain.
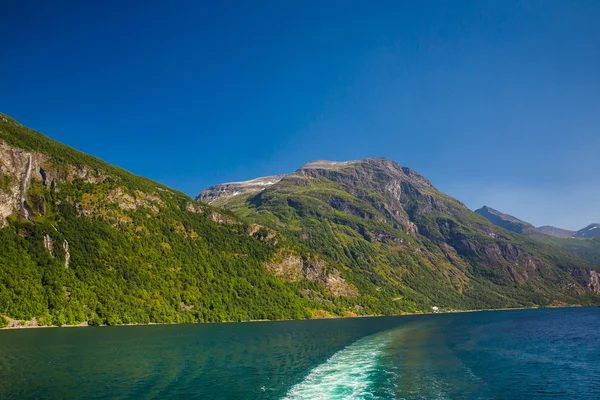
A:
[536,226,575,239]
[475,206,600,240]
[475,206,600,266]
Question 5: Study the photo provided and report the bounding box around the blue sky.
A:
[1,1,598,229]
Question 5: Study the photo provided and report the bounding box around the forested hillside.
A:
[0,114,364,327]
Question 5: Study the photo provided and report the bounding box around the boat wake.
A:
[282,329,399,400]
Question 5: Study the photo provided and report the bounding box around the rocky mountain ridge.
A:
[199,158,600,307]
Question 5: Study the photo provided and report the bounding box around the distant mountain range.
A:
[474,206,600,239]
[475,206,600,265]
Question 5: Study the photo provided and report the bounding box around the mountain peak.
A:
[574,223,600,239]
[474,206,532,234]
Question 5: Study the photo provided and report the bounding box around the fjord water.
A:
[1,308,598,399]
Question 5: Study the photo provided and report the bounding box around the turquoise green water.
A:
[0,307,598,399]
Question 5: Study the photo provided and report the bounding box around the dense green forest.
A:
[0,114,372,327]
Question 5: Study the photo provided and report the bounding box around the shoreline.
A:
[0,304,587,331]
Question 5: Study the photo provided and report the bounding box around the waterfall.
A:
[21,153,33,219]
[63,240,70,268]
[43,234,54,257]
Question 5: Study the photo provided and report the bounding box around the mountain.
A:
[199,158,600,311]
[475,206,600,266]
[536,226,575,238]
[2,113,599,329]
[0,113,368,327]
[473,206,533,234]
[574,224,600,239]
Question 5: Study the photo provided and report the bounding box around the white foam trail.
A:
[282,332,394,400]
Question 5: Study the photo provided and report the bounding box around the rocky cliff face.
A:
[265,249,358,297]
[0,138,114,227]
[0,139,52,226]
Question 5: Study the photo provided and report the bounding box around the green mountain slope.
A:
[198,159,600,311]
[475,206,600,266]
[0,114,365,327]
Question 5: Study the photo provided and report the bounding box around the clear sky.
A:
[1,1,598,230]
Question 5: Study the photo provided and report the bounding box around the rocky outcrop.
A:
[266,250,358,297]
[248,224,278,244]
[566,268,600,294]
[210,211,237,224]
[106,188,163,213]
[0,140,48,226]
[0,139,112,227]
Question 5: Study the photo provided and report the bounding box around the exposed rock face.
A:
[266,250,358,297]
[196,175,286,204]
[0,139,112,226]
[210,211,237,224]
[186,202,207,214]
[247,224,278,244]
[106,188,163,213]
[0,140,48,226]
[565,268,600,294]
